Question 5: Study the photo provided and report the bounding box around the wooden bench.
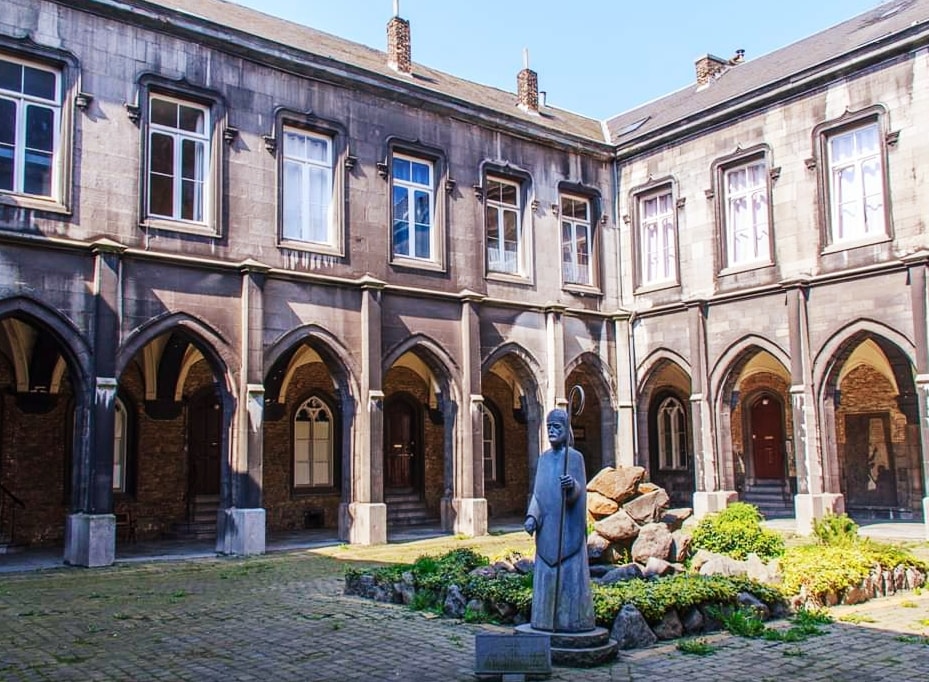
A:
[114,511,137,543]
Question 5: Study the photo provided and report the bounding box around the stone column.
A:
[545,303,567,411]
[905,257,929,539]
[65,239,125,568]
[340,276,387,544]
[218,260,268,556]
[612,312,636,467]
[445,291,488,536]
[687,300,736,519]
[785,279,843,534]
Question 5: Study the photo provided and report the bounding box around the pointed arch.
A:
[709,334,790,400]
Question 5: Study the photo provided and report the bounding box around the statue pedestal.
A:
[514,624,618,667]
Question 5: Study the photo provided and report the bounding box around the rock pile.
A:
[586,466,692,574]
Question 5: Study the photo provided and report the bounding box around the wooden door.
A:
[384,396,418,492]
[188,389,222,495]
[750,395,784,480]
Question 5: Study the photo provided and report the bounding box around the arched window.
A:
[658,396,687,470]
[482,408,497,483]
[113,397,128,492]
[294,396,334,488]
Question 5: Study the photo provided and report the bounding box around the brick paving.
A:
[1,531,929,681]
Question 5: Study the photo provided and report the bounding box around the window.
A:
[294,396,334,488]
[658,396,687,470]
[0,55,61,199]
[113,398,128,493]
[638,188,676,286]
[147,94,210,224]
[485,177,524,276]
[826,121,885,243]
[392,154,434,261]
[282,127,334,245]
[561,194,592,285]
[723,159,770,267]
[482,408,497,483]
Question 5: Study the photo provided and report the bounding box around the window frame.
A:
[0,43,76,215]
[816,108,892,251]
[138,77,225,238]
[113,397,128,493]
[274,111,347,257]
[292,392,340,494]
[484,174,531,280]
[558,188,601,293]
[657,395,688,471]
[633,181,679,290]
[386,141,447,272]
[481,399,505,487]
[716,151,774,271]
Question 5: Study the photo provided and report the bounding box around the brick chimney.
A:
[694,53,729,86]
[387,12,412,75]
[517,49,539,114]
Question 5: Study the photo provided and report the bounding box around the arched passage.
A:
[262,327,359,533]
[0,300,91,549]
[818,329,922,518]
[481,343,544,520]
[565,352,616,480]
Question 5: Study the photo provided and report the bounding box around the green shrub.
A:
[812,513,859,546]
[591,573,782,626]
[779,540,926,602]
[690,502,785,560]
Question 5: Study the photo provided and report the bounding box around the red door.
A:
[384,396,418,493]
[188,389,222,495]
[750,395,784,480]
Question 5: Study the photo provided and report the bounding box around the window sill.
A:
[279,240,344,259]
[486,271,533,286]
[0,192,71,216]
[291,486,339,497]
[718,260,774,277]
[821,234,891,255]
[562,283,602,297]
[390,255,447,273]
[634,280,680,295]
[143,217,220,239]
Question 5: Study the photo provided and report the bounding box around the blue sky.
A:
[230,0,883,119]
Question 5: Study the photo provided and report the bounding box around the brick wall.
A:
[481,372,530,518]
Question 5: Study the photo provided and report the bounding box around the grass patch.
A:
[676,638,716,656]
[896,635,929,645]
[900,600,918,608]
[838,613,876,624]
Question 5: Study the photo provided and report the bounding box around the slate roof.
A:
[605,0,929,148]
[115,0,929,149]
[130,0,607,144]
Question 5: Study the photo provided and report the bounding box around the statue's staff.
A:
[551,385,585,632]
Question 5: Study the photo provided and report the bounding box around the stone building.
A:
[1,0,928,566]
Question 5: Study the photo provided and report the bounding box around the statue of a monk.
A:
[524,408,596,632]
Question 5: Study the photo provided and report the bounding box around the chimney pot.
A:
[387,16,412,75]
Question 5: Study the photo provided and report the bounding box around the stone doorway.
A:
[750,394,784,480]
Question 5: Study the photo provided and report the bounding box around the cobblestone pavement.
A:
[2,534,929,681]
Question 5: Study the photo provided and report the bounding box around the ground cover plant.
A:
[690,502,785,560]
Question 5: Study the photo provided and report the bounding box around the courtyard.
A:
[2,524,929,681]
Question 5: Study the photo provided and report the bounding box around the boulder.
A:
[737,592,770,620]
[465,598,486,616]
[587,531,613,563]
[680,606,704,634]
[623,488,670,524]
[669,530,691,563]
[601,563,644,585]
[690,549,717,571]
[443,585,467,618]
[587,466,646,504]
[841,584,869,606]
[610,604,658,650]
[397,571,416,605]
[642,556,675,578]
[637,482,660,494]
[514,557,535,575]
[745,553,779,584]
[661,508,693,531]
[589,564,613,579]
[493,560,515,573]
[652,608,684,640]
[699,555,748,577]
[594,509,640,543]
[631,522,673,564]
[470,566,497,580]
[588,491,620,517]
